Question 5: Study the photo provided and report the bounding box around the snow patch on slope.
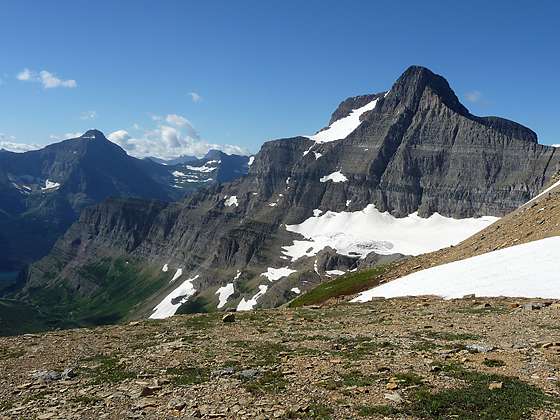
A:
[320,171,347,183]
[150,275,200,319]
[185,162,218,173]
[170,268,183,283]
[41,179,60,191]
[224,195,239,207]
[326,270,345,276]
[216,283,235,309]
[237,285,268,311]
[308,97,380,143]
[353,237,560,302]
[283,205,498,261]
[261,267,297,281]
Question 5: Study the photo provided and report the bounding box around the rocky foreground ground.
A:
[2,297,560,419]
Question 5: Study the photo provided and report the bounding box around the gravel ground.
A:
[2,297,560,419]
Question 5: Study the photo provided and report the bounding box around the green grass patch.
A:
[454,305,509,316]
[0,398,14,411]
[166,366,210,386]
[230,340,289,366]
[288,403,333,419]
[483,359,506,368]
[0,346,25,360]
[335,336,394,360]
[289,266,390,307]
[70,396,102,405]
[241,370,287,394]
[394,371,424,386]
[373,363,555,419]
[341,371,380,387]
[80,354,136,385]
[181,313,220,330]
[411,340,441,352]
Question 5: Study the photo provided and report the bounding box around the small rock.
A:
[222,313,235,323]
[212,367,236,377]
[522,302,545,311]
[16,382,33,390]
[61,368,77,380]
[466,344,495,353]
[386,381,399,390]
[167,398,187,411]
[32,370,61,383]
[488,381,503,390]
[238,369,260,379]
[384,392,404,403]
[138,386,160,397]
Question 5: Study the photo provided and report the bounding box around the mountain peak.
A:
[388,65,470,115]
[81,129,107,140]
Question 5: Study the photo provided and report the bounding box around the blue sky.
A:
[1,1,559,157]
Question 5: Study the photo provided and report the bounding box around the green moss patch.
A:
[289,266,389,307]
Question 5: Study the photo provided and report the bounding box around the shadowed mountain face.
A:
[0,131,249,271]
[15,66,560,329]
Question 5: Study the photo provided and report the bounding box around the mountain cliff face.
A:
[0,131,249,271]
[19,66,560,326]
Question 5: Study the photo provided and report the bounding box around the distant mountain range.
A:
[0,130,249,272]
[4,65,560,334]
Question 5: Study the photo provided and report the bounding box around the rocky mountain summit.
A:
[12,66,560,330]
[0,131,249,272]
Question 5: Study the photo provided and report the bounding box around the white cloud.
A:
[165,114,189,127]
[189,92,202,103]
[551,144,560,148]
[465,90,482,103]
[108,114,249,159]
[16,68,77,89]
[16,68,33,81]
[0,133,41,153]
[39,70,77,88]
[80,111,97,120]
